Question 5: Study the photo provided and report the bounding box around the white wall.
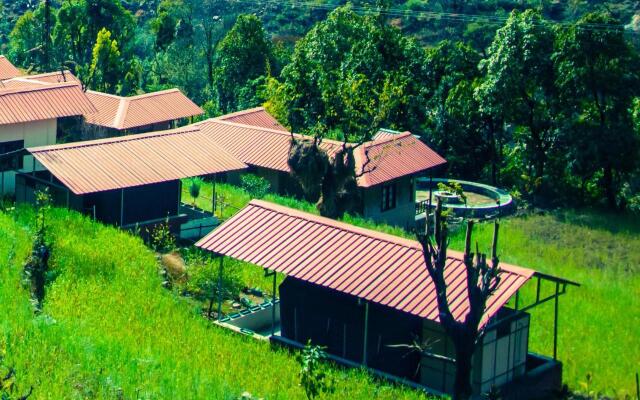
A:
[361,176,416,229]
[0,119,57,195]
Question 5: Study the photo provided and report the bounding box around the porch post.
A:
[553,281,559,360]
[362,301,369,365]
[217,256,224,321]
[271,272,277,336]
[428,175,433,207]
[120,188,125,227]
[212,177,217,215]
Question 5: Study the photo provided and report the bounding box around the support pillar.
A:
[362,301,369,365]
[271,272,277,336]
[212,178,217,215]
[553,281,559,360]
[120,188,125,227]
[217,256,224,321]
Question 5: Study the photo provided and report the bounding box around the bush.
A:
[189,177,203,205]
[148,219,175,253]
[240,174,271,199]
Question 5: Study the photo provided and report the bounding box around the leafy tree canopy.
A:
[214,14,275,114]
[275,4,428,142]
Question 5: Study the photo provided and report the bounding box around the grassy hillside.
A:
[0,206,429,400]
[187,180,640,396]
[449,211,640,398]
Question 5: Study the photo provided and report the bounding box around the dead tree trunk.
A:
[417,200,501,400]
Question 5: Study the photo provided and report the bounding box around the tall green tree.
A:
[477,10,557,194]
[87,28,122,94]
[423,40,489,180]
[213,14,274,114]
[54,0,135,75]
[8,2,57,71]
[276,5,428,142]
[554,12,640,207]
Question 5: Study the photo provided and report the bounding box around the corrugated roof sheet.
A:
[355,132,447,188]
[29,126,247,194]
[0,56,20,80]
[196,200,534,327]
[217,107,288,131]
[0,83,97,125]
[85,89,204,130]
[198,119,308,172]
[197,119,445,187]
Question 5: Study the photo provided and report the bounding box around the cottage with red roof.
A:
[0,63,96,195]
[201,108,447,228]
[196,200,578,398]
[84,89,204,135]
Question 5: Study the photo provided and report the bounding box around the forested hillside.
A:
[2,0,640,212]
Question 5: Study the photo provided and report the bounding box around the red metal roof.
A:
[85,89,204,130]
[197,200,533,327]
[0,70,80,89]
[0,83,97,125]
[197,119,445,187]
[28,126,247,194]
[355,132,447,188]
[217,107,288,132]
[0,56,20,80]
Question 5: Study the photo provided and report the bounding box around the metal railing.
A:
[416,199,431,215]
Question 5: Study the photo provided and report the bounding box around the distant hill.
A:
[2,0,639,52]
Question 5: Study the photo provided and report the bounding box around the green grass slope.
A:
[449,211,640,397]
[0,207,428,400]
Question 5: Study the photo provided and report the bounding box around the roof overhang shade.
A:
[196,200,535,328]
[85,89,204,130]
[0,83,97,125]
[29,127,247,194]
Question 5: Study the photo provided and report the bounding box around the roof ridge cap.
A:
[128,88,180,100]
[366,131,413,147]
[217,106,266,119]
[249,199,424,251]
[30,126,201,152]
[207,119,294,137]
[0,81,79,96]
[113,97,131,129]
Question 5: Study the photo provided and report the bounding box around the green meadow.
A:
[185,180,640,397]
[0,206,429,400]
[1,181,637,398]
[448,211,640,398]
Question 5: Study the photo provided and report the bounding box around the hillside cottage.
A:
[197,200,578,399]
[20,126,246,237]
[199,109,447,228]
[0,71,96,195]
[84,89,204,136]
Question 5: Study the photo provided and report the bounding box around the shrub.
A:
[148,219,175,253]
[189,177,203,205]
[240,174,271,199]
